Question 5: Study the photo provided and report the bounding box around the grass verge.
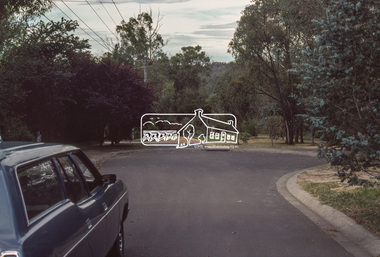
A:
[299,181,380,238]
[239,134,318,150]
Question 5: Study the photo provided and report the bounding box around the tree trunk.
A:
[284,119,294,145]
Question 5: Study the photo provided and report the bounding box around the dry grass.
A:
[298,165,380,238]
[238,135,318,150]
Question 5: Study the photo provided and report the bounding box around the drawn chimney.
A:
[194,109,203,118]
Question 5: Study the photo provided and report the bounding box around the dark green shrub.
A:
[241,119,258,137]
[240,132,251,143]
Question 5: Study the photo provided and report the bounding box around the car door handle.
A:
[102,202,108,212]
[86,218,92,230]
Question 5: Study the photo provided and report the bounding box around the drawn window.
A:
[231,135,235,141]
[210,132,215,139]
[227,135,231,140]
[215,133,220,140]
[17,160,64,221]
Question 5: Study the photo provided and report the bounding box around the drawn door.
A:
[221,132,226,143]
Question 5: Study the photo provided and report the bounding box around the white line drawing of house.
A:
[176,109,238,148]
[141,109,239,148]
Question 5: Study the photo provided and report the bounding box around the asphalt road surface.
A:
[102,149,354,257]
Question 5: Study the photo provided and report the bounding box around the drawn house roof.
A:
[177,109,238,134]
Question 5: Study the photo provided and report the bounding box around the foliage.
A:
[229,0,323,145]
[301,182,380,237]
[0,0,52,54]
[214,64,257,124]
[68,58,154,145]
[1,117,34,141]
[153,46,211,113]
[0,0,53,140]
[152,82,176,113]
[114,10,165,82]
[241,119,258,137]
[169,45,210,91]
[0,13,154,144]
[0,18,90,141]
[263,116,284,145]
[240,132,251,143]
[116,10,164,63]
[296,0,380,181]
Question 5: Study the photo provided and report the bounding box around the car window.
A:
[57,156,88,204]
[71,154,100,192]
[17,160,65,221]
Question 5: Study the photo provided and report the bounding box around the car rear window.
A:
[57,156,89,204]
[17,160,65,221]
[71,154,100,192]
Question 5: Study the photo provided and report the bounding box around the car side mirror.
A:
[102,174,117,186]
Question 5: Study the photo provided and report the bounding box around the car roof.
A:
[0,142,79,168]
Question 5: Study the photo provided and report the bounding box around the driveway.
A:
[102,149,353,257]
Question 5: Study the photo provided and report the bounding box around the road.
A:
[101,149,353,257]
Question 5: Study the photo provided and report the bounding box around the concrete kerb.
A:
[278,169,380,257]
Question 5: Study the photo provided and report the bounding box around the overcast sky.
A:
[46,0,251,62]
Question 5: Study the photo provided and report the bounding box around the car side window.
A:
[71,154,101,192]
[57,156,88,204]
[17,160,65,221]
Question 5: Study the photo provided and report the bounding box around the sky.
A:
[46,0,251,62]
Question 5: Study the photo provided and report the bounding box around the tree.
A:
[264,115,284,146]
[297,0,380,183]
[167,45,211,113]
[229,0,323,144]
[0,0,53,140]
[69,58,154,145]
[115,10,165,82]
[0,18,90,141]
[214,63,257,128]
[0,0,52,54]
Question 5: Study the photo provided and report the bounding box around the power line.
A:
[112,0,125,23]
[85,0,119,39]
[57,0,113,51]
[100,1,118,27]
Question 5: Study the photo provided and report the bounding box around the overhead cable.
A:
[112,0,126,22]
[53,0,112,51]
[85,0,119,39]
[49,4,111,52]
[58,0,113,51]
[100,1,118,27]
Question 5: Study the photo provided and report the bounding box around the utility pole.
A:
[137,59,149,83]
[143,59,148,83]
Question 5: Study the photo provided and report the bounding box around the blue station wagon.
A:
[0,142,129,257]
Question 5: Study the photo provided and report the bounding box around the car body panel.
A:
[0,170,20,254]
[0,142,129,257]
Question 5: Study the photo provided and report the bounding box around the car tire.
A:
[109,222,124,257]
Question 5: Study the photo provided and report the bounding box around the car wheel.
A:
[109,222,124,257]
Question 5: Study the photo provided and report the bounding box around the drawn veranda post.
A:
[140,109,239,149]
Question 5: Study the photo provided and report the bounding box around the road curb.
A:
[278,169,380,257]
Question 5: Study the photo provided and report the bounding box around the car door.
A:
[69,152,121,255]
[56,154,110,256]
[16,159,92,257]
